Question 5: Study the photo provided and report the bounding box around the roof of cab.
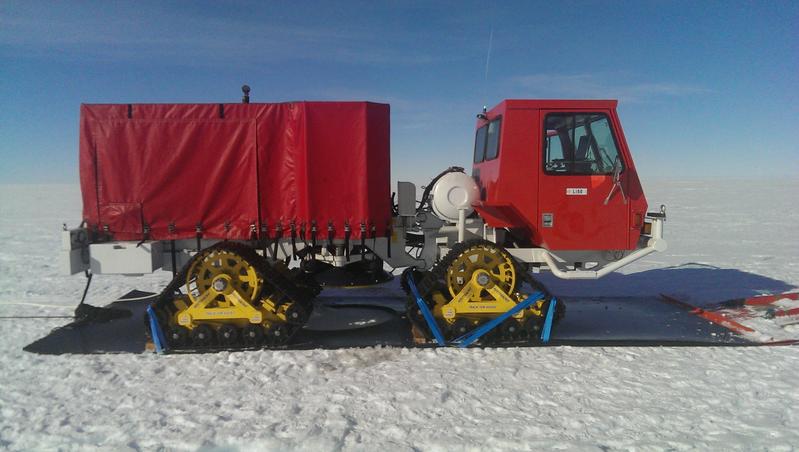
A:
[500,99,618,110]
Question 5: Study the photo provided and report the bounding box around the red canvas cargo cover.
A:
[79,102,391,241]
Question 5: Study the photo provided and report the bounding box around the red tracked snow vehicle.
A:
[61,88,667,350]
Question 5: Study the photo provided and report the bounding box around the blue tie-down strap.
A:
[146,305,167,354]
[456,291,544,348]
[405,273,447,346]
[540,298,558,343]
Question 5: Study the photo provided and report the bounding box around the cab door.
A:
[536,110,630,251]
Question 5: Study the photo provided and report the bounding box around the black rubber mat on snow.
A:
[23,285,752,355]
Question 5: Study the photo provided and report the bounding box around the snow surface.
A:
[1,181,798,451]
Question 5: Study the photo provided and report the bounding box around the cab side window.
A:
[473,125,488,163]
[485,118,502,160]
[474,118,502,163]
[544,113,622,175]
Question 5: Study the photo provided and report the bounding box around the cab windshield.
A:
[544,113,622,175]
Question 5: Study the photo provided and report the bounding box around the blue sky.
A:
[1,1,796,186]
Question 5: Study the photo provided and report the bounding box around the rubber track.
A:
[147,242,318,351]
[405,239,564,344]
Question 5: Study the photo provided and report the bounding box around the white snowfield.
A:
[1,181,798,451]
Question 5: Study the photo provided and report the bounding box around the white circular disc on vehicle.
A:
[430,172,479,222]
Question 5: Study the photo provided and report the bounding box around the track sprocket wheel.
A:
[185,247,262,308]
[445,242,518,299]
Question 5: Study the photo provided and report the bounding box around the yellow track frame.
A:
[438,269,525,320]
[432,243,545,325]
[176,284,263,327]
[173,248,284,329]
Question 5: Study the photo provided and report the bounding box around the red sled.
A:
[662,292,799,345]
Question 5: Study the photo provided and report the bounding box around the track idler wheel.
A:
[167,326,190,347]
[265,324,290,345]
[284,303,309,324]
[448,318,472,339]
[217,324,239,346]
[241,325,263,347]
[191,324,215,347]
[499,318,524,341]
[524,316,543,341]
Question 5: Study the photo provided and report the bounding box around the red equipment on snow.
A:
[67,88,784,354]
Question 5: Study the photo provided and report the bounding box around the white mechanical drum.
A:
[429,172,480,222]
